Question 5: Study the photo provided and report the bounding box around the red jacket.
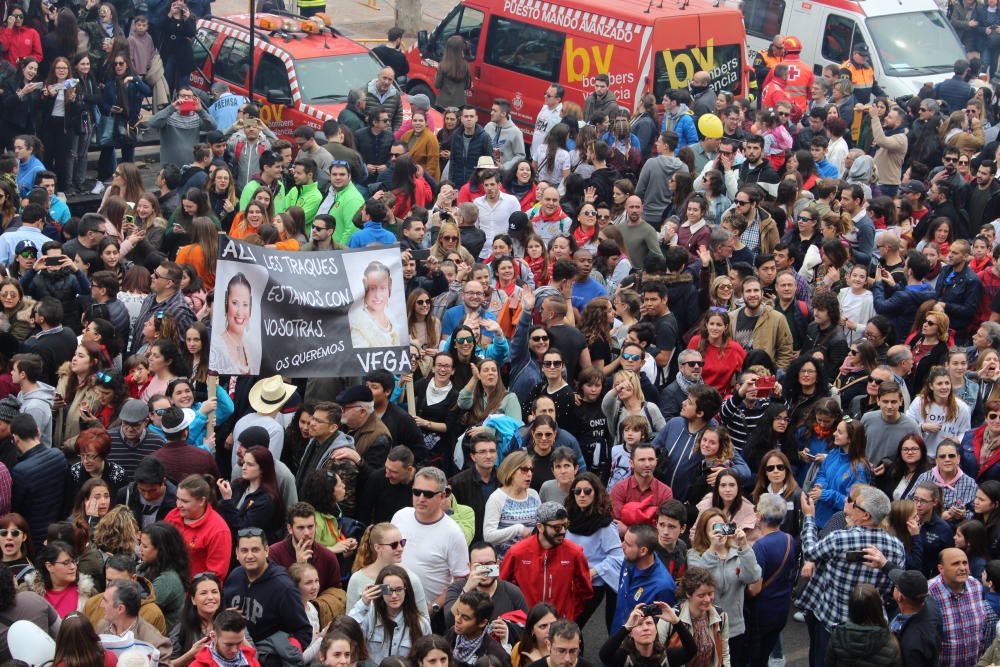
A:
[500,534,593,620]
[190,644,261,667]
[165,505,232,581]
[0,26,41,65]
[761,79,791,111]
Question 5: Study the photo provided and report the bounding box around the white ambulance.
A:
[734,0,968,99]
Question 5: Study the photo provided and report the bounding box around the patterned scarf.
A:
[208,644,250,667]
[453,628,487,665]
[983,429,1000,469]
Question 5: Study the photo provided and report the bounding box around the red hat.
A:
[782,36,803,53]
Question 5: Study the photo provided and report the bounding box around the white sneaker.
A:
[90,181,105,195]
[792,611,805,623]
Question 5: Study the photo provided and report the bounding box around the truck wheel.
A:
[407,82,436,106]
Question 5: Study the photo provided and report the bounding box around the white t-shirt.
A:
[392,507,470,603]
[531,104,563,163]
[905,397,971,457]
[536,148,571,186]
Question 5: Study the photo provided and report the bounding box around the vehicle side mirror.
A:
[267,89,292,106]
[417,30,429,52]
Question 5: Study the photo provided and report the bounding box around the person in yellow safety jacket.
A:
[752,35,784,94]
[839,43,885,104]
[297,0,326,17]
[778,36,814,121]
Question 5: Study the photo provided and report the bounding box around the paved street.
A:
[132,2,815,663]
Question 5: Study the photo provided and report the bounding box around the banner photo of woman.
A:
[209,238,411,377]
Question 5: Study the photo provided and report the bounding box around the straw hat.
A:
[249,375,297,414]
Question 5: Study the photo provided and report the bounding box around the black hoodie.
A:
[223,561,312,648]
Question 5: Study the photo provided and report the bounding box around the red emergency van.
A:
[404,0,748,131]
[191,12,415,139]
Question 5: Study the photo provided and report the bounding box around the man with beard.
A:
[730,276,793,368]
[500,502,592,620]
[444,542,527,628]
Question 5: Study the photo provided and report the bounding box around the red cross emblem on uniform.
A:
[786,64,801,80]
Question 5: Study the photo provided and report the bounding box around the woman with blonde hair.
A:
[820,210,854,242]
[91,505,140,557]
[908,310,951,396]
[400,110,441,180]
[430,221,475,265]
[686,507,761,663]
[346,522,428,615]
[205,164,239,231]
[884,499,922,569]
[601,370,665,443]
[707,275,736,310]
[483,450,541,556]
[940,109,985,156]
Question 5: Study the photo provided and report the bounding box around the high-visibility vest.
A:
[783,54,814,117]
[840,60,876,102]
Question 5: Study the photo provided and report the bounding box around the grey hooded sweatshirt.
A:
[635,154,690,224]
[18,383,55,448]
[483,119,527,171]
[846,155,874,201]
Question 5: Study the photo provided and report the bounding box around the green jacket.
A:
[285,181,323,233]
[239,178,287,214]
[449,496,476,545]
[329,183,366,247]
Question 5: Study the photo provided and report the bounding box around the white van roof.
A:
[813,0,947,18]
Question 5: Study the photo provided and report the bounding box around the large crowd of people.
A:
[6,3,1000,667]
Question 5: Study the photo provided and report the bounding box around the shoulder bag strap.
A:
[760,534,793,591]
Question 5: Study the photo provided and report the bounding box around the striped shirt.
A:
[108,427,166,479]
[719,396,771,454]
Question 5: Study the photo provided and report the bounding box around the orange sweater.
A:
[175,244,216,290]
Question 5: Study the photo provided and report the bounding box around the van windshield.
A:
[294,53,384,102]
[866,11,966,76]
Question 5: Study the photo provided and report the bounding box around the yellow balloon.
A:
[697,113,724,139]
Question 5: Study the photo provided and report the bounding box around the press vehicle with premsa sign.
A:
[403,0,748,132]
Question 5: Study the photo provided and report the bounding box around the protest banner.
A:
[209,237,412,377]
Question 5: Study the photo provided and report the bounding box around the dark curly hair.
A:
[301,469,341,516]
[677,565,716,600]
[139,521,191,589]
